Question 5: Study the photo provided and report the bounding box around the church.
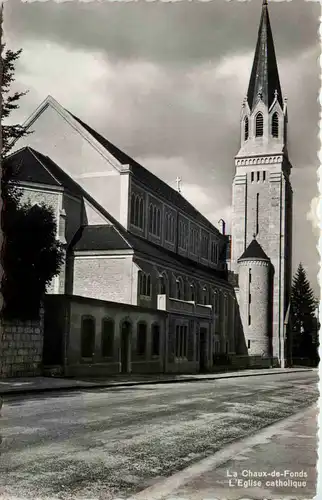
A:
[4,0,291,377]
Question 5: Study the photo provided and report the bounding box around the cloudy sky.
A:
[4,0,320,294]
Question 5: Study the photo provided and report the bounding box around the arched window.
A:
[272,112,279,138]
[156,208,161,236]
[149,204,153,233]
[134,195,140,226]
[244,116,249,141]
[190,282,196,302]
[101,318,114,357]
[159,274,167,295]
[203,286,208,305]
[255,113,264,137]
[146,274,151,296]
[138,198,144,228]
[81,316,95,358]
[176,277,183,300]
[137,322,147,355]
[151,324,160,356]
[130,194,136,225]
[213,289,219,314]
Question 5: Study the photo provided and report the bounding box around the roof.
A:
[247,0,283,111]
[72,225,131,252]
[238,239,270,262]
[5,147,83,199]
[71,113,221,234]
[72,224,229,283]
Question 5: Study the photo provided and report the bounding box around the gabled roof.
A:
[71,113,220,235]
[5,147,85,199]
[238,239,270,262]
[247,0,283,111]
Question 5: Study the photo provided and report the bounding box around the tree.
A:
[290,263,318,364]
[1,46,64,320]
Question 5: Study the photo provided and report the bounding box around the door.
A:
[120,321,131,373]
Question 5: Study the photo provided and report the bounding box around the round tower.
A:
[237,239,271,356]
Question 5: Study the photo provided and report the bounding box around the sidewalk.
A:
[0,367,314,397]
[133,403,318,500]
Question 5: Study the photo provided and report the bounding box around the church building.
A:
[4,0,291,376]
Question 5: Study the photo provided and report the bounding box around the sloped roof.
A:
[247,0,283,111]
[238,239,270,262]
[72,224,228,282]
[73,225,131,252]
[5,147,83,199]
[71,113,220,234]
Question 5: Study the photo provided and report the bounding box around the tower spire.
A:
[247,0,282,111]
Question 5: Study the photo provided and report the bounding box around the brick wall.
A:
[0,308,44,378]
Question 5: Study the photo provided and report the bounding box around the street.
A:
[0,371,317,500]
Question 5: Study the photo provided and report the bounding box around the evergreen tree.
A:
[291,263,318,363]
[1,45,64,320]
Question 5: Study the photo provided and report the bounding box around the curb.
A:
[131,403,317,500]
[0,368,314,398]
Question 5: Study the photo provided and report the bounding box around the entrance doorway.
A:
[199,327,208,373]
[120,321,131,373]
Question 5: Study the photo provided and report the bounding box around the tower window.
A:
[244,116,249,141]
[249,293,251,304]
[248,340,251,348]
[263,171,266,181]
[256,193,259,235]
[255,113,264,137]
[251,172,254,182]
[257,171,260,182]
[249,268,252,284]
[248,315,251,326]
[272,112,279,138]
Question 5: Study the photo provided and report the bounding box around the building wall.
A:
[129,179,226,272]
[0,309,44,377]
[15,104,123,223]
[238,260,271,356]
[72,254,137,304]
[44,295,167,377]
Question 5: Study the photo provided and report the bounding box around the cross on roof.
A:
[176,176,182,193]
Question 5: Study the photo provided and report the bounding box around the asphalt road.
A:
[0,371,317,500]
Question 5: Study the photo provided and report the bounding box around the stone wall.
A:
[0,308,44,378]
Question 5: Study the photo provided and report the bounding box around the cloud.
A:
[4,0,320,293]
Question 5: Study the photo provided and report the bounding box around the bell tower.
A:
[231,0,293,362]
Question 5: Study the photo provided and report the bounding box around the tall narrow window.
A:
[248,315,251,326]
[251,172,254,182]
[152,324,160,356]
[137,323,147,356]
[101,318,114,357]
[176,278,183,300]
[257,171,260,182]
[255,113,264,137]
[81,316,95,358]
[249,268,252,284]
[248,339,251,349]
[263,171,266,181]
[244,116,249,141]
[149,204,153,233]
[138,198,144,228]
[256,193,259,235]
[159,275,166,295]
[272,112,279,138]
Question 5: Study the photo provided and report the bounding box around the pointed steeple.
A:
[247,0,282,111]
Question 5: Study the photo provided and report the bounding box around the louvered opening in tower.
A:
[244,116,249,141]
[255,113,264,137]
[272,112,279,138]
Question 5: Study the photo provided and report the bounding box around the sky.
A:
[3,0,320,294]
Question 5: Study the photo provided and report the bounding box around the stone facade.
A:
[0,308,44,377]
[230,1,293,364]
